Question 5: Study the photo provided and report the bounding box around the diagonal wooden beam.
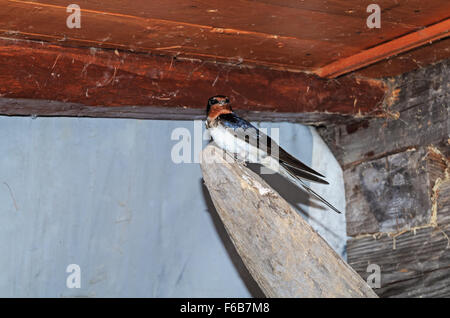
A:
[316,19,450,78]
[201,143,378,298]
[0,38,389,123]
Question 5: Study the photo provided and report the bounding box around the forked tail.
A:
[280,163,342,214]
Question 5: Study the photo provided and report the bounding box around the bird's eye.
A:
[225,98,230,103]
[209,99,218,106]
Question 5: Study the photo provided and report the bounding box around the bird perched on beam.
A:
[205,95,341,214]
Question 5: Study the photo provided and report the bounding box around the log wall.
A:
[319,59,450,297]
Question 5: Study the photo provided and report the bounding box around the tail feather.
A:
[281,162,329,185]
[280,164,342,214]
[297,179,342,214]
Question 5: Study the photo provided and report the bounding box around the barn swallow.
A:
[205,95,341,214]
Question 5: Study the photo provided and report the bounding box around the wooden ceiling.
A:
[2,0,449,76]
[0,0,449,121]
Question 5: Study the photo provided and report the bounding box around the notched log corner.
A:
[344,144,449,237]
[200,143,377,298]
[346,145,450,297]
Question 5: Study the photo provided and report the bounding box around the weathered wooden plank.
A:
[319,59,449,168]
[436,145,450,225]
[437,179,450,226]
[0,98,205,120]
[0,97,362,125]
[200,143,377,298]
[346,148,427,236]
[314,49,450,299]
[0,38,388,121]
[344,147,447,236]
[379,267,450,298]
[346,143,449,297]
[347,224,450,298]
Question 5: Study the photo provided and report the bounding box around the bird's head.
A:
[206,95,232,118]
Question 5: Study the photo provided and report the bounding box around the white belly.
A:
[209,126,249,157]
[208,126,279,171]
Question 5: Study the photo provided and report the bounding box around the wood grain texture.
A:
[347,224,450,298]
[0,0,449,76]
[0,38,388,120]
[353,37,450,78]
[437,179,450,225]
[0,97,368,124]
[322,59,450,298]
[344,147,447,236]
[319,59,449,168]
[200,143,377,298]
[253,0,450,28]
[347,147,449,298]
[0,0,354,71]
[316,19,450,78]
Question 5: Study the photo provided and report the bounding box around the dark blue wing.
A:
[217,112,328,183]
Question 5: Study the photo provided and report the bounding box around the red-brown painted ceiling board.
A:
[317,19,450,78]
[1,0,449,74]
[0,0,363,70]
[6,0,420,44]
[254,0,450,27]
[353,37,450,78]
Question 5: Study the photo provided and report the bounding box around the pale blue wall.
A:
[0,116,345,297]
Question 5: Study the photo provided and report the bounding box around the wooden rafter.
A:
[0,38,388,122]
[201,143,378,298]
[316,19,450,78]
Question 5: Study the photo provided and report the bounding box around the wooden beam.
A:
[0,98,364,125]
[0,38,388,121]
[316,19,450,78]
[348,222,450,297]
[319,59,449,168]
[318,59,450,297]
[200,143,377,298]
[344,147,446,236]
[348,168,450,297]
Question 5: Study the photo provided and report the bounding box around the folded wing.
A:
[219,113,327,184]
